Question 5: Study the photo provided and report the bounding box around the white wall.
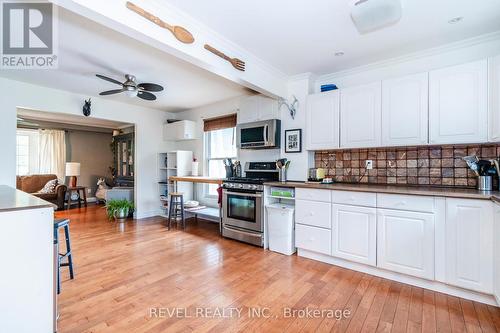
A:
[174,96,280,172]
[173,96,280,205]
[0,77,175,218]
[174,77,316,183]
[280,74,315,181]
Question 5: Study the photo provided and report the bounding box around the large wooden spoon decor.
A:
[126,1,194,44]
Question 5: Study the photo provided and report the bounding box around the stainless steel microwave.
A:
[236,119,281,149]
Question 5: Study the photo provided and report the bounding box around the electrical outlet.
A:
[87,188,92,194]
[365,160,373,170]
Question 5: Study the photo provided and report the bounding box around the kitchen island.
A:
[0,185,55,332]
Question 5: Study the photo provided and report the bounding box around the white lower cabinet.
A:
[331,204,377,266]
[377,209,435,280]
[291,188,498,304]
[295,224,331,255]
[494,203,500,303]
[295,199,331,229]
[445,199,494,294]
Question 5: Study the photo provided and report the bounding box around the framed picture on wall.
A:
[285,129,302,153]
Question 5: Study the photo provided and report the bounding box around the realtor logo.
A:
[1,1,58,68]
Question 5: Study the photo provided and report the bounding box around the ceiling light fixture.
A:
[350,0,402,34]
[125,89,138,98]
[334,51,345,56]
[448,16,463,24]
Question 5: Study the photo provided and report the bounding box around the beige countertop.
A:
[0,185,56,212]
[264,181,500,201]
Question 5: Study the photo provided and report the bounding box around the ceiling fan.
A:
[96,74,163,101]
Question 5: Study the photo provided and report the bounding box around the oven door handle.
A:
[224,191,262,198]
[223,225,262,238]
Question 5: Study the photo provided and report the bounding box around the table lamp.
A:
[66,162,81,187]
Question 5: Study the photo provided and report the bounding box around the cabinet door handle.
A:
[395,201,406,206]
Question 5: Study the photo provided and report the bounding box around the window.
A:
[16,129,39,175]
[206,127,236,196]
[16,134,30,175]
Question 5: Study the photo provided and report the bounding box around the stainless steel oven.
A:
[223,189,263,231]
[221,162,278,247]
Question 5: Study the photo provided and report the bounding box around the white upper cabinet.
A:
[382,73,429,146]
[445,198,493,294]
[340,82,382,148]
[305,90,340,150]
[377,209,435,280]
[163,120,197,141]
[238,95,279,124]
[489,55,500,142]
[331,204,377,266]
[259,96,280,121]
[429,60,488,144]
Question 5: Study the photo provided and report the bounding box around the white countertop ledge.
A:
[0,185,57,212]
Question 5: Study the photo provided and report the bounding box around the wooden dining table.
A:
[168,176,223,185]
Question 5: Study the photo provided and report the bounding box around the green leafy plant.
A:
[106,199,134,220]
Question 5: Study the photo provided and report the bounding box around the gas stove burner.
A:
[225,177,268,184]
[222,180,264,191]
[222,161,279,192]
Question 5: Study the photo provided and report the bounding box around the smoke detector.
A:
[351,0,402,34]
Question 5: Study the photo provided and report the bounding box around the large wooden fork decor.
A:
[126,1,195,44]
[204,44,246,71]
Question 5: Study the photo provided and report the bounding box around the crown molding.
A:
[287,72,317,82]
[317,30,500,83]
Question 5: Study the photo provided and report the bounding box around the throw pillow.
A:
[39,179,58,194]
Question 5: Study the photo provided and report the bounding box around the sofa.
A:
[16,174,67,210]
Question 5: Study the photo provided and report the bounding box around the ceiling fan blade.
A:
[96,74,123,86]
[137,91,156,101]
[99,89,125,96]
[137,83,163,92]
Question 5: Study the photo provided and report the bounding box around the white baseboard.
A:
[135,210,164,219]
[297,249,498,306]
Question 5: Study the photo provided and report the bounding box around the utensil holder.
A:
[478,176,492,191]
[279,169,287,183]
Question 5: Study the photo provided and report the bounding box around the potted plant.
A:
[106,199,134,221]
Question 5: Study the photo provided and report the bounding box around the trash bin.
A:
[266,203,295,255]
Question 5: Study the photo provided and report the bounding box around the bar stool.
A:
[54,218,74,294]
[168,192,185,230]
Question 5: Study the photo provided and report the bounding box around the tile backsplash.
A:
[314,144,500,188]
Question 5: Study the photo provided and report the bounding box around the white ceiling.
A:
[0,8,248,112]
[163,0,500,75]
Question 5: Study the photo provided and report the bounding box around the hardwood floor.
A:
[54,205,500,333]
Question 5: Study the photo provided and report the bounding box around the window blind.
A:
[203,114,237,132]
